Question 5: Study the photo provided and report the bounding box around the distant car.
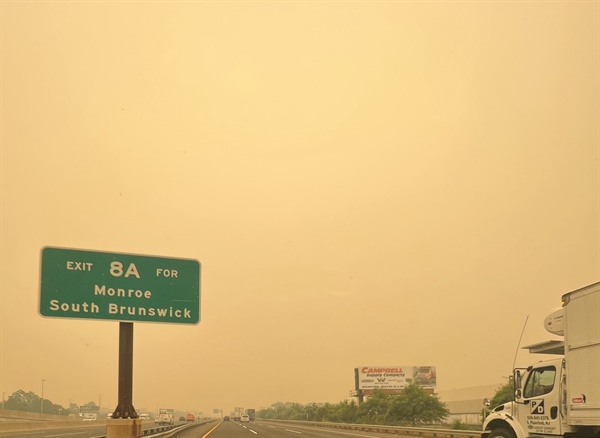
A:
[139,413,150,420]
[223,416,230,421]
[240,414,250,423]
[179,416,186,421]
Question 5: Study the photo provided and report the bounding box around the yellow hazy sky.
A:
[1,0,598,415]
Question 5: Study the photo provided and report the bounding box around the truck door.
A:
[517,365,562,435]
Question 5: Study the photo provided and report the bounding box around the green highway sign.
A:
[40,247,201,324]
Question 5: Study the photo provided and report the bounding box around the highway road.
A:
[177,420,432,438]
[0,419,462,438]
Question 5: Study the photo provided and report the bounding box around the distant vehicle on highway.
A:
[155,413,174,425]
[223,416,230,421]
[186,413,195,422]
[139,413,150,420]
[240,414,250,423]
[233,407,244,421]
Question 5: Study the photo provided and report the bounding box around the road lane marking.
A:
[250,429,258,434]
[285,429,302,434]
[201,421,223,438]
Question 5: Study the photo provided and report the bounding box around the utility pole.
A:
[41,379,46,414]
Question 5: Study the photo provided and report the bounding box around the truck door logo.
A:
[530,400,545,414]
[377,378,386,383]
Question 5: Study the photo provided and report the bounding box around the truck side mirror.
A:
[515,389,522,399]
[514,370,522,390]
[483,398,491,408]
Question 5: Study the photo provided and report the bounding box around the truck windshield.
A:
[523,366,556,398]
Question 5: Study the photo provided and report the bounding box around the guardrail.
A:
[140,423,178,437]
[258,419,482,438]
[144,419,217,437]
[140,423,177,436]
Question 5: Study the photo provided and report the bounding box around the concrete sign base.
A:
[106,418,142,438]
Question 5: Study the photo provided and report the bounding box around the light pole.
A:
[41,379,45,415]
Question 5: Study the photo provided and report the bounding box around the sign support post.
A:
[112,322,137,419]
[106,322,141,438]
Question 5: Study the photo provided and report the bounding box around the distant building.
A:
[437,384,502,425]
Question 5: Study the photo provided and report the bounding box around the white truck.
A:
[155,410,174,426]
[233,407,244,422]
[482,282,599,438]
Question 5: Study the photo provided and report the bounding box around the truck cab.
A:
[482,282,599,438]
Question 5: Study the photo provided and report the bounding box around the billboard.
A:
[355,365,437,390]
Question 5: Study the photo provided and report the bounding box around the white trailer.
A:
[482,282,600,438]
[155,409,174,425]
[233,407,244,421]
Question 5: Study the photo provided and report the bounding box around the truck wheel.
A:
[489,428,516,438]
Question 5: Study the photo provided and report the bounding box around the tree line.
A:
[2,389,98,416]
[258,383,450,426]
[3,390,68,415]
